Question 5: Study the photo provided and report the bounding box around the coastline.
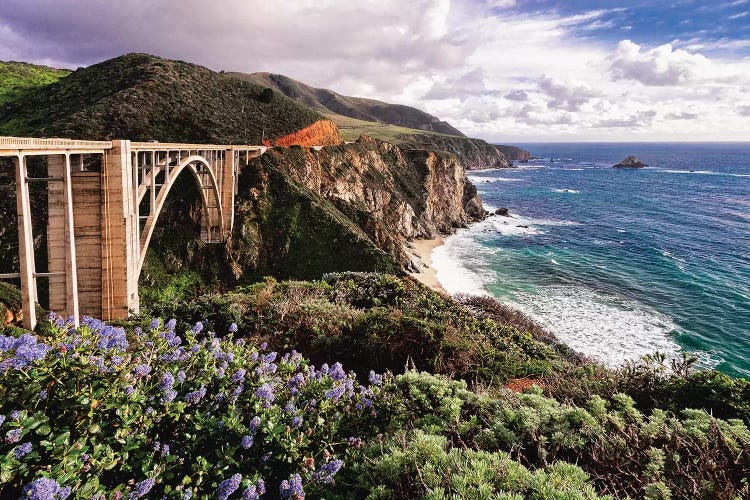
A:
[409,236,447,293]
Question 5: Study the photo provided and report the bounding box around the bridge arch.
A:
[137,154,223,276]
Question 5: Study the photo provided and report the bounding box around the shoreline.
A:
[408,236,447,294]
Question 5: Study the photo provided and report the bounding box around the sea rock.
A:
[495,207,510,216]
[613,155,649,168]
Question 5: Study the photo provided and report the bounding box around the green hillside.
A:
[0,54,321,142]
[0,61,70,106]
[229,71,466,137]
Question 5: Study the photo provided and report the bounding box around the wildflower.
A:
[124,385,135,396]
[176,370,186,383]
[324,385,345,402]
[260,342,268,350]
[292,416,303,429]
[217,367,225,379]
[160,372,175,391]
[182,490,192,500]
[255,383,275,404]
[133,364,151,377]
[161,444,170,457]
[231,385,244,399]
[229,323,238,333]
[312,460,343,484]
[279,473,305,499]
[216,473,242,500]
[149,318,160,330]
[6,428,22,443]
[232,368,247,383]
[161,390,177,404]
[14,442,32,458]
[241,435,254,449]
[263,352,277,363]
[0,414,4,426]
[185,386,207,404]
[249,416,261,432]
[96,326,128,351]
[256,479,266,495]
[241,485,258,500]
[10,410,22,420]
[192,322,204,334]
[129,478,155,499]
[39,389,48,400]
[368,370,382,385]
[166,318,177,330]
[20,477,71,499]
[329,362,346,381]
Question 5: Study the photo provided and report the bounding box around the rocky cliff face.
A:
[232,136,484,274]
[495,144,532,162]
[397,134,513,170]
[264,119,342,147]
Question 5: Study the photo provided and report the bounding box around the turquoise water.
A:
[433,143,750,377]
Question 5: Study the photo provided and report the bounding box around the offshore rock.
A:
[613,155,649,168]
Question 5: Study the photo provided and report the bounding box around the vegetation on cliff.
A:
[0,62,70,106]
[2,273,749,498]
[0,54,322,143]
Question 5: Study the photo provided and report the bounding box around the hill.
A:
[229,71,465,137]
[229,71,531,169]
[0,54,323,143]
[0,61,70,106]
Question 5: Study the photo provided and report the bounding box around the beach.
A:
[409,236,446,293]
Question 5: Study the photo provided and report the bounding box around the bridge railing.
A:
[0,137,113,151]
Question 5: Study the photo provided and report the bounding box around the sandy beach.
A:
[409,236,447,294]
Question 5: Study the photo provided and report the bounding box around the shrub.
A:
[0,314,383,498]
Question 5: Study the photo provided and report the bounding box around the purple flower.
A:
[149,318,160,330]
[166,318,177,330]
[133,364,151,377]
[231,385,244,399]
[0,414,5,426]
[249,416,261,432]
[368,370,383,385]
[160,372,175,391]
[255,383,275,404]
[217,473,242,500]
[129,478,155,499]
[312,459,343,484]
[241,485,258,500]
[256,479,266,495]
[263,352,277,363]
[229,323,238,333]
[232,369,247,383]
[292,416,303,429]
[39,389,48,400]
[241,435,254,449]
[6,428,22,443]
[10,410,22,420]
[192,322,204,333]
[161,390,177,404]
[185,386,207,404]
[325,385,345,402]
[20,477,71,499]
[124,385,135,396]
[176,370,186,383]
[161,444,170,457]
[182,490,192,500]
[14,442,32,458]
[329,362,346,381]
[279,473,304,499]
[96,326,128,351]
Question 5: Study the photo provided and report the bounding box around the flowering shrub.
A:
[0,315,381,498]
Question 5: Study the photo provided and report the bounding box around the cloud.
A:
[595,110,657,128]
[608,40,708,86]
[423,67,490,100]
[739,105,750,116]
[667,111,699,120]
[537,75,600,111]
[504,90,529,101]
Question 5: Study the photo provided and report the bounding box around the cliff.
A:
[396,133,514,170]
[263,119,342,147]
[229,72,465,137]
[495,144,532,162]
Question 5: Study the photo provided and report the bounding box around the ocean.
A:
[433,143,750,378]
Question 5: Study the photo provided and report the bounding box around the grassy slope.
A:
[0,54,321,142]
[228,71,466,137]
[0,61,70,106]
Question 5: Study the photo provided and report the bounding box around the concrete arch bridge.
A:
[0,138,268,329]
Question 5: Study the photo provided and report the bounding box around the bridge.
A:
[0,137,269,330]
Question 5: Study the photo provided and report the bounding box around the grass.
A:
[0,61,70,106]
[325,112,458,142]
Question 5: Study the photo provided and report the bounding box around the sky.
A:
[1,0,749,142]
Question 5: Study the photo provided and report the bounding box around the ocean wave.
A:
[551,188,581,194]
[657,169,750,178]
[467,175,523,184]
[432,231,492,297]
[509,285,682,367]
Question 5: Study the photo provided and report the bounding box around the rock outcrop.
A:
[263,119,342,147]
[495,145,532,162]
[396,134,513,170]
[613,155,649,168]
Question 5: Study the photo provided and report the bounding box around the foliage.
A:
[0,62,70,106]
[0,315,381,498]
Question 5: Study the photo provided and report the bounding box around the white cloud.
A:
[0,0,748,141]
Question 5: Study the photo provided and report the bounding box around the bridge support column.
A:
[47,154,80,324]
[223,149,236,239]
[101,140,139,320]
[15,155,37,330]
